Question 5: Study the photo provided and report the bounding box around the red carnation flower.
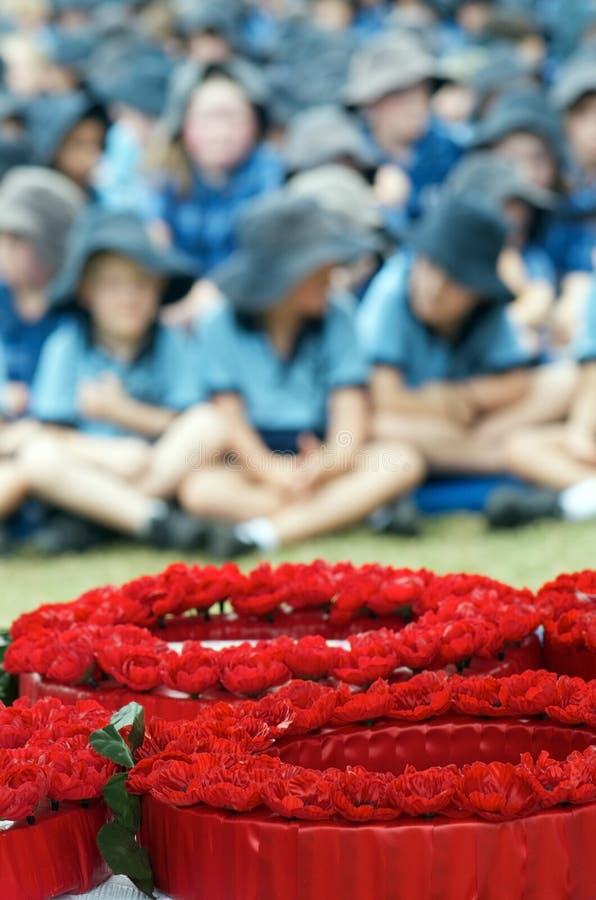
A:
[219,656,290,697]
[262,766,334,820]
[332,650,398,686]
[387,671,451,721]
[200,761,265,812]
[393,626,440,670]
[389,764,459,816]
[273,681,338,734]
[329,766,398,822]
[456,761,537,821]
[149,754,219,807]
[519,751,571,808]
[0,763,47,821]
[545,676,588,725]
[96,643,162,692]
[565,749,596,805]
[279,636,342,680]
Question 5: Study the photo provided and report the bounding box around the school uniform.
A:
[544,181,596,276]
[0,282,62,388]
[31,316,203,438]
[151,144,284,276]
[357,251,534,387]
[200,296,368,453]
[573,275,596,363]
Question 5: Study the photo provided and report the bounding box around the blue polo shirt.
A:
[0,282,62,388]
[574,276,596,364]
[151,144,284,276]
[31,316,204,437]
[357,251,533,387]
[544,179,596,276]
[200,296,368,434]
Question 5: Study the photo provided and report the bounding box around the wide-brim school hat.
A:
[26,91,110,167]
[49,209,197,307]
[472,90,565,161]
[410,195,514,304]
[551,54,596,111]
[344,33,437,107]
[443,151,556,212]
[176,0,242,45]
[284,104,376,173]
[211,192,382,314]
[91,52,174,119]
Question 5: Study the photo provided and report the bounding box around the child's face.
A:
[566,94,596,171]
[410,256,477,330]
[183,78,259,173]
[456,2,492,35]
[80,254,162,343]
[366,83,431,150]
[312,0,354,31]
[0,233,47,289]
[54,117,106,188]
[495,132,556,191]
[285,264,336,318]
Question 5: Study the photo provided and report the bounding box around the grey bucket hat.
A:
[49,209,197,307]
[211,191,382,313]
[551,53,596,111]
[0,167,85,273]
[344,33,437,107]
[443,151,556,212]
[287,164,383,231]
[284,105,376,173]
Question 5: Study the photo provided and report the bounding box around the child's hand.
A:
[373,164,412,209]
[78,374,129,421]
[293,433,325,495]
[2,382,30,418]
[565,427,596,466]
[263,454,299,496]
[498,247,527,295]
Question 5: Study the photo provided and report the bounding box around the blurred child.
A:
[487,275,596,528]
[176,0,241,64]
[283,104,375,175]
[357,196,576,474]
[0,167,85,416]
[0,34,49,98]
[26,91,109,194]
[177,191,424,556]
[21,210,223,552]
[344,32,461,228]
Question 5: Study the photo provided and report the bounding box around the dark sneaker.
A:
[485,486,562,529]
[145,506,209,551]
[29,514,110,554]
[207,523,259,560]
[369,498,423,537]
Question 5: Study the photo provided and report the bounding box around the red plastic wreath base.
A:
[543,634,596,681]
[140,718,596,900]
[1,800,110,900]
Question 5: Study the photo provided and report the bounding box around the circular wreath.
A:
[537,571,596,680]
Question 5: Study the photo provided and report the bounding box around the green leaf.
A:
[110,702,146,752]
[90,724,135,768]
[97,823,155,898]
[0,637,17,707]
[103,773,141,832]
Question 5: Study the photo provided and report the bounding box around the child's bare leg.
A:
[139,404,230,499]
[179,465,283,521]
[37,428,152,481]
[19,436,159,534]
[270,441,424,544]
[505,425,596,490]
[373,413,499,472]
[0,461,28,518]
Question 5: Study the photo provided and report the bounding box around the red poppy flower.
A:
[332,651,398,686]
[330,680,391,725]
[200,761,266,812]
[219,656,290,697]
[451,676,504,716]
[96,643,163,692]
[0,763,47,821]
[279,636,342,680]
[545,676,588,725]
[329,766,398,822]
[387,671,451,721]
[393,625,441,670]
[565,748,596,805]
[274,681,338,734]
[519,751,571,808]
[497,670,558,715]
[456,761,537,821]
[389,764,459,816]
[160,644,220,696]
[149,754,220,807]
[261,766,334,820]
[42,748,116,801]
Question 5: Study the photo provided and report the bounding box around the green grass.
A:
[1,515,595,629]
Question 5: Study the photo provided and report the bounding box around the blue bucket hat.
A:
[176,0,243,46]
[473,89,565,162]
[410,196,513,304]
[49,209,197,307]
[26,91,109,167]
[211,191,382,313]
[90,52,174,119]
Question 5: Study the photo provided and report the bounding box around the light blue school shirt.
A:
[574,276,596,364]
[357,251,533,388]
[200,296,368,433]
[31,316,204,437]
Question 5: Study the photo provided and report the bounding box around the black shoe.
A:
[0,525,13,555]
[485,486,562,529]
[369,498,423,537]
[29,514,110,554]
[145,506,209,551]
[207,523,259,560]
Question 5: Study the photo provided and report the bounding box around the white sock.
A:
[560,478,596,522]
[235,518,280,551]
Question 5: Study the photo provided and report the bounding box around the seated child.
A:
[487,274,596,528]
[176,191,425,556]
[19,210,225,552]
[0,167,85,418]
[357,195,576,475]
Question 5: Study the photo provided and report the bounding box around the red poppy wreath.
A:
[1,563,595,900]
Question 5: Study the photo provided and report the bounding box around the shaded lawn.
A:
[0,515,594,629]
